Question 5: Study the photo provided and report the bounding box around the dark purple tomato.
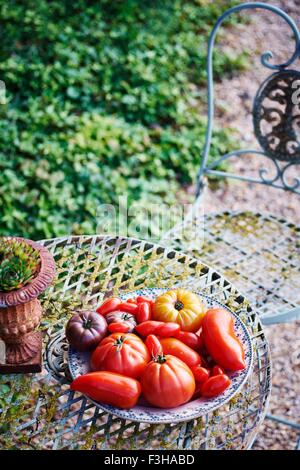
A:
[66,310,107,351]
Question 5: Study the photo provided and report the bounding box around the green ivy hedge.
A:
[0,0,244,239]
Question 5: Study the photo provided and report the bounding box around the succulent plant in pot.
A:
[0,239,41,292]
[0,237,56,373]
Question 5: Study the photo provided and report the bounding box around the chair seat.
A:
[163,210,300,324]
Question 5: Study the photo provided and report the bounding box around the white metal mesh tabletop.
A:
[0,235,271,450]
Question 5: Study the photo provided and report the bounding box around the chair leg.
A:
[249,414,300,450]
[265,413,300,450]
[261,307,300,325]
[265,413,300,430]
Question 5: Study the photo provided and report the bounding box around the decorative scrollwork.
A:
[253,70,300,162]
[257,155,300,191]
[206,149,300,194]
[258,157,281,184]
[281,161,300,191]
[45,331,71,382]
[196,2,300,196]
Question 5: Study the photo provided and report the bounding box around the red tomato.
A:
[71,371,141,409]
[197,333,208,356]
[96,297,122,316]
[108,322,131,334]
[211,365,225,376]
[193,382,202,399]
[158,322,180,337]
[135,321,180,337]
[174,331,199,350]
[201,374,231,398]
[136,302,152,323]
[126,298,137,304]
[135,320,164,337]
[136,296,153,304]
[190,365,210,383]
[91,333,150,379]
[106,311,136,333]
[141,355,195,408]
[203,355,216,369]
[202,308,246,371]
[199,355,210,369]
[145,334,162,357]
[120,302,138,314]
[159,337,201,368]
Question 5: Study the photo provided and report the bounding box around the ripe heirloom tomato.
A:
[202,308,246,371]
[136,302,152,323]
[197,332,207,356]
[141,355,195,408]
[136,296,153,304]
[135,321,180,338]
[96,297,122,316]
[201,374,231,398]
[106,311,136,333]
[145,334,162,357]
[135,320,164,337]
[158,322,181,337]
[108,322,131,333]
[159,337,201,368]
[91,333,150,379]
[211,365,224,376]
[174,330,199,350]
[120,302,138,314]
[66,311,107,352]
[153,289,206,332]
[71,371,141,409]
[190,365,210,383]
[193,382,202,399]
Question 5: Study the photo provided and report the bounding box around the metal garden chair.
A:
[161,1,300,446]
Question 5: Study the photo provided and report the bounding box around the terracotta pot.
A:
[0,238,56,368]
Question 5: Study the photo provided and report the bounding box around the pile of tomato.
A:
[66,289,246,410]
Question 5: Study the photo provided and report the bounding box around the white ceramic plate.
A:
[68,287,253,424]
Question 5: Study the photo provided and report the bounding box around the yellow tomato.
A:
[153,289,206,332]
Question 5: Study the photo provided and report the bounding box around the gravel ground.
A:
[194,0,300,450]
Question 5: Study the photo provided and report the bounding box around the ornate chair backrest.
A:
[196,2,300,198]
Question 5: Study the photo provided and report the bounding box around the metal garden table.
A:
[0,235,271,450]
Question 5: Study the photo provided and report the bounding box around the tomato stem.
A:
[174,300,184,311]
[82,316,93,329]
[122,313,133,321]
[154,354,167,364]
[114,335,125,352]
